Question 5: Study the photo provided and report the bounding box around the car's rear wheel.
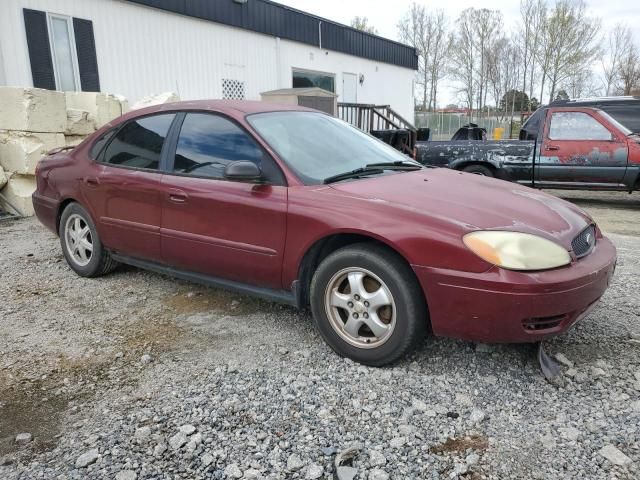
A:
[462,164,494,177]
[310,243,427,366]
[59,203,118,277]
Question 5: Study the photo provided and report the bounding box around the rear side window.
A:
[102,114,175,170]
[548,112,612,141]
[173,113,265,179]
[601,105,640,133]
[89,129,116,160]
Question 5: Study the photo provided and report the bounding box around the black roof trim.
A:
[124,0,418,70]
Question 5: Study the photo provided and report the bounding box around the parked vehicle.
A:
[33,101,617,366]
[415,106,640,192]
[520,96,640,140]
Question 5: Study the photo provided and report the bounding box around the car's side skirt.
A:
[110,253,298,307]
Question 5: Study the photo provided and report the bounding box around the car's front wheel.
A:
[59,202,118,277]
[310,243,427,366]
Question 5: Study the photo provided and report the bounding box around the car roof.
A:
[124,99,318,119]
[550,96,640,106]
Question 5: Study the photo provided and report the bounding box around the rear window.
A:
[89,129,116,160]
[102,114,175,170]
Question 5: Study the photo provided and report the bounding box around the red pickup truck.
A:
[415,106,640,192]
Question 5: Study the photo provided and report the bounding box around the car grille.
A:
[572,225,596,258]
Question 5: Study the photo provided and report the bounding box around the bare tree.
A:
[562,66,601,98]
[472,9,503,113]
[617,43,640,95]
[449,8,476,113]
[536,0,601,102]
[487,36,522,120]
[601,23,631,95]
[518,0,546,110]
[398,4,451,110]
[350,16,378,35]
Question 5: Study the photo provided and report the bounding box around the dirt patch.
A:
[163,287,274,317]
[430,435,489,454]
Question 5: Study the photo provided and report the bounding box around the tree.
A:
[350,16,377,35]
[500,90,530,111]
[536,1,601,103]
[398,4,451,110]
[615,31,640,95]
[601,24,632,95]
[449,8,476,112]
[518,0,546,111]
[555,89,569,101]
[487,37,521,118]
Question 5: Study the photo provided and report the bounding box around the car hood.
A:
[328,168,592,246]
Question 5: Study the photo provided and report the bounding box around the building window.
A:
[222,79,246,100]
[47,13,81,91]
[292,69,335,93]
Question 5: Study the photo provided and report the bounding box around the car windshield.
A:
[247,111,417,185]
[598,110,633,136]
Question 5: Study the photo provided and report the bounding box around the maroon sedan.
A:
[33,100,617,366]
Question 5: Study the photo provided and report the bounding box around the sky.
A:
[276,0,640,105]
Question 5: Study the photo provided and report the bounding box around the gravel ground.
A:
[1,190,639,479]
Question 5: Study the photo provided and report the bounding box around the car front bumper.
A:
[412,236,617,343]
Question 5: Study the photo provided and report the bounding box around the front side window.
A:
[173,113,265,179]
[102,114,175,170]
[248,111,413,185]
[293,69,335,93]
[48,14,79,91]
[548,112,612,141]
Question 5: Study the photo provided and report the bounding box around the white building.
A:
[0,0,418,120]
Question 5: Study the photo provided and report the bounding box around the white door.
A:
[342,73,358,103]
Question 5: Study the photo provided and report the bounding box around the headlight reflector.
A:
[463,231,571,271]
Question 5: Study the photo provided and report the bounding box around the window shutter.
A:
[23,9,56,90]
[73,18,100,92]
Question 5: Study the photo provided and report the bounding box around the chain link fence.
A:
[414,112,520,140]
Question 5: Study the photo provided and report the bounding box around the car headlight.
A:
[463,231,571,271]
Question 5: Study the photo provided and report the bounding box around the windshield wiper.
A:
[364,161,423,170]
[323,167,385,184]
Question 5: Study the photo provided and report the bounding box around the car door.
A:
[536,110,628,186]
[81,113,176,261]
[160,112,288,289]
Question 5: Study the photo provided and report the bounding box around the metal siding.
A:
[124,0,415,69]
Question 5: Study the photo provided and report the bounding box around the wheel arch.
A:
[454,160,498,174]
[56,197,79,235]
[294,231,425,310]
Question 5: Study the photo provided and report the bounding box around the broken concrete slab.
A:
[65,92,127,128]
[66,108,96,135]
[0,87,66,133]
[0,130,65,175]
[64,135,88,148]
[0,174,36,216]
[131,92,179,110]
[0,166,6,190]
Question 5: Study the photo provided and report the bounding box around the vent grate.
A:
[222,79,245,100]
[572,225,596,258]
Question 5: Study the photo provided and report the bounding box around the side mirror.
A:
[224,160,263,182]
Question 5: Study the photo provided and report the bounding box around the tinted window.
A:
[103,114,175,169]
[548,112,612,141]
[89,129,116,160]
[601,105,640,133]
[292,69,335,92]
[173,113,265,179]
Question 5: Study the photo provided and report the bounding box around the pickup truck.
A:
[415,106,640,192]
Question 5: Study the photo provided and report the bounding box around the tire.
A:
[59,202,118,277]
[462,164,494,177]
[310,243,427,366]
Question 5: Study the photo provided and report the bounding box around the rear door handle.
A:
[168,189,188,204]
[84,177,100,187]
[545,145,560,151]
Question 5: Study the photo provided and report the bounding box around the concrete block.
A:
[0,166,7,190]
[66,109,96,135]
[65,92,128,128]
[0,174,36,216]
[0,87,66,133]
[131,92,179,110]
[0,130,65,175]
[65,135,87,147]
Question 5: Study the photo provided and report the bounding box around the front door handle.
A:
[168,189,188,203]
[84,177,100,187]
[545,145,560,151]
